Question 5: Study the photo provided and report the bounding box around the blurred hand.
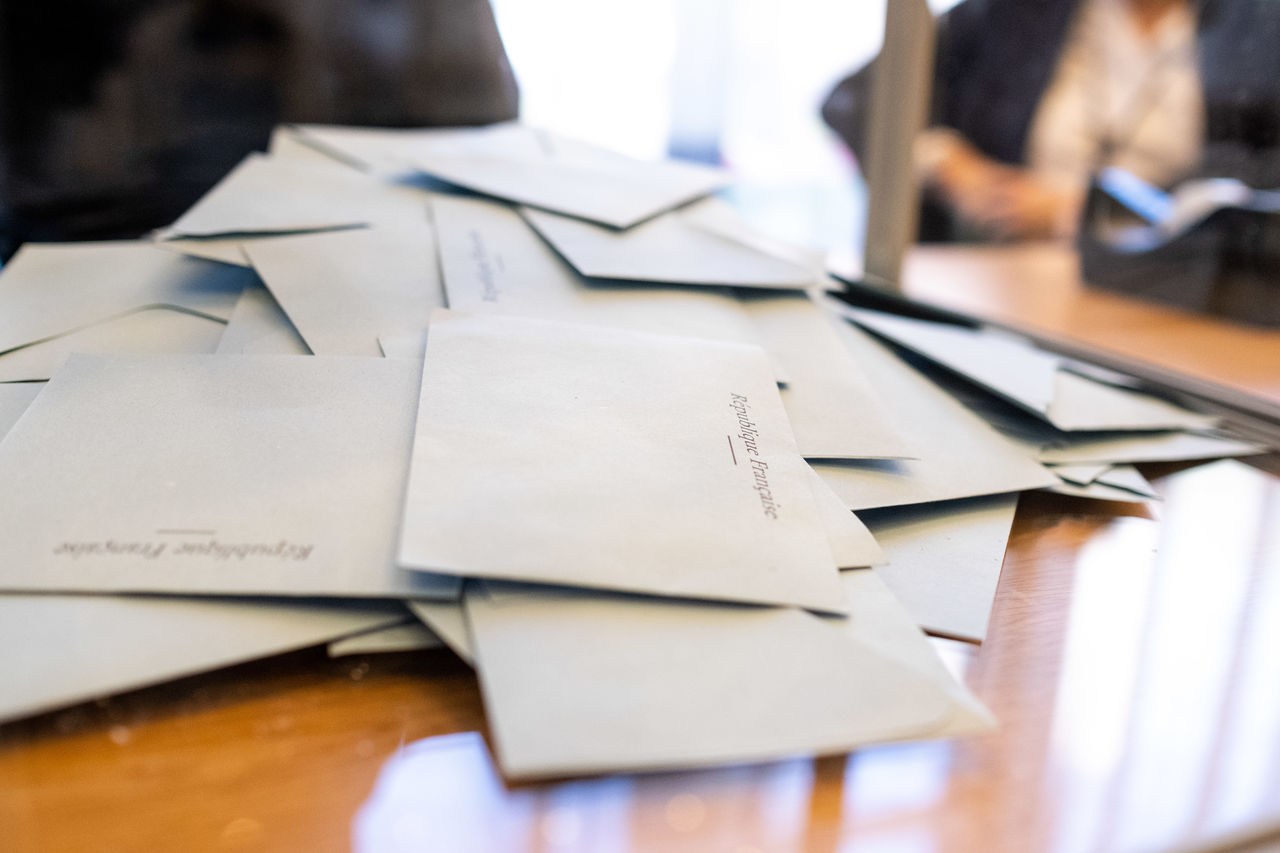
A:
[915,128,1083,241]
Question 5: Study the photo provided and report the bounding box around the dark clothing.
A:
[0,0,519,255]
[821,0,1280,239]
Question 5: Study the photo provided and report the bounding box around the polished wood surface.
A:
[4,246,1280,853]
[902,242,1280,403]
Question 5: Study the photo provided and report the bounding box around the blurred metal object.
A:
[859,0,935,292]
[1077,175,1280,327]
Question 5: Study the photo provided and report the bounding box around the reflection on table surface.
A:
[2,456,1278,852]
[902,242,1280,403]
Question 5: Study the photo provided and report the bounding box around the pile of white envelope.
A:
[0,122,1267,780]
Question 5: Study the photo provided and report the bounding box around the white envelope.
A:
[920,370,1265,467]
[1037,430,1268,465]
[842,306,1060,415]
[243,223,444,357]
[1093,464,1158,497]
[294,122,729,228]
[465,571,994,779]
[1046,370,1220,432]
[215,284,310,355]
[159,152,430,238]
[0,306,226,383]
[0,354,458,600]
[1047,463,1113,485]
[1043,479,1153,503]
[807,467,885,568]
[407,600,474,665]
[519,200,818,289]
[269,124,361,167]
[742,293,917,460]
[840,305,1219,433]
[812,318,1058,510]
[0,387,409,723]
[0,594,406,723]
[397,311,845,612]
[154,236,253,267]
[0,382,42,435]
[433,194,768,346]
[378,333,429,360]
[327,619,442,657]
[0,241,247,362]
[864,494,1019,643]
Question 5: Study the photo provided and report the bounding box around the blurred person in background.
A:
[822,0,1280,242]
[0,0,517,258]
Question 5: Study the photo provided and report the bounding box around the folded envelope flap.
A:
[844,306,1061,417]
[291,122,540,170]
[0,382,42,438]
[243,223,443,358]
[519,204,816,288]
[0,594,407,723]
[0,242,248,355]
[412,154,724,229]
[466,578,975,779]
[0,353,459,600]
[154,237,253,268]
[399,126,727,229]
[406,600,473,665]
[0,305,227,383]
[806,467,886,567]
[162,152,430,238]
[398,310,846,613]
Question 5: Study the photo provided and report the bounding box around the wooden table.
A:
[902,242,1280,403]
[4,244,1280,853]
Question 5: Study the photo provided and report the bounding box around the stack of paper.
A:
[1,120,1268,782]
[825,299,1267,504]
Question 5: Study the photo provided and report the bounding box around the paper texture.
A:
[0,390,408,722]
[0,241,246,358]
[466,571,993,779]
[1046,371,1221,432]
[808,468,885,568]
[1047,463,1112,485]
[865,494,1019,643]
[0,354,457,599]
[215,284,311,355]
[812,319,1058,510]
[244,223,444,357]
[681,199,834,286]
[432,194,772,356]
[0,594,405,722]
[154,237,252,268]
[1037,430,1267,465]
[0,382,42,435]
[269,124,359,166]
[1044,479,1153,503]
[1095,464,1158,497]
[0,307,225,383]
[398,311,844,612]
[295,122,728,228]
[378,333,429,360]
[161,152,429,238]
[845,306,1060,415]
[743,293,916,460]
[841,305,1219,433]
[327,619,442,657]
[520,200,817,289]
[407,600,474,664]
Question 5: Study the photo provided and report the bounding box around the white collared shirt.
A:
[1027,0,1204,191]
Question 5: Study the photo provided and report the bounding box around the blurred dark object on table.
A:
[0,0,518,259]
[1078,170,1280,326]
[822,0,1280,244]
